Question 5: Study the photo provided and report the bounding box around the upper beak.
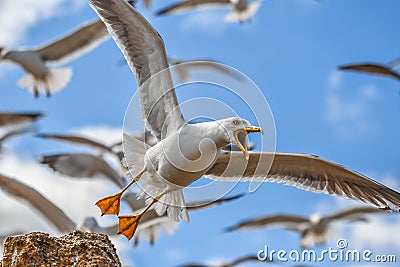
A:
[233,126,263,160]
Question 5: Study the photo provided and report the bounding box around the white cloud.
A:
[348,216,400,251]
[324,71,379,138]
[181,11,228,35]
[0,0,85,46]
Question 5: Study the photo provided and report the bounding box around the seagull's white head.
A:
[309,213,323,224]
[217,117,263,159]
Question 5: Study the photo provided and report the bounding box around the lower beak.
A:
[233,126,263,160]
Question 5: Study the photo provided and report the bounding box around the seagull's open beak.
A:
[233,126,263,160]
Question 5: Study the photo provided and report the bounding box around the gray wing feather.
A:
[206,152,400,211]
[225,214,309,232]
[34,19,109,64]
[0,173,76,233]
[90,0,185,140]
[155,0,231,16]
[39,153,125,189]
[339,63,400,81]
[0,112,43,127]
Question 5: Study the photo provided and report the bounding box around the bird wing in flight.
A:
[34,19,109,64]
[0,173,76,233]
[90,0,185,140]
[155,0,231,16]
[339,63,400,81]
[206,152,400,211]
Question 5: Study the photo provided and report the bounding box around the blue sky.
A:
[0,0,399,266]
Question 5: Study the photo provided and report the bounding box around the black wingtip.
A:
[223,226,236,233]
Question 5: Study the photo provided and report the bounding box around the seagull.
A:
[0,173,76,233]
[339,62,400,83]
[224,206,386,248]
[83,194,244,246]
[176,255,262,267]
[89,0,400,240]
[39,152,127,189]
[0,19,108,97]
[155,0,262,23]
[37,133,123,160]
[168,57,242,83]
[0,112,43,128]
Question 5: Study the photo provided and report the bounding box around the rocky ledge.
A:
[1,230,121,267]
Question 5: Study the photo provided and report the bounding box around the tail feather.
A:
[124,133,189,222]
[18,67,72,96]
[123,133,150,175]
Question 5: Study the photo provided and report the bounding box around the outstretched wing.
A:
[39,153,126,189]
[0,173,76,233]
[0,112,43,128]
[326,206,386,222]
[34,19,109,64]
[224,214,309,232]
[339,63,400,81]
[206,152,400,211]
[90,0,185,140]
[155,0,231,16]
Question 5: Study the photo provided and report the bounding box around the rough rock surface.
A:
[1,230,121,267]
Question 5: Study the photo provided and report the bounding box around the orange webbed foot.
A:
[95,192,122,215]
[118,215,142,240]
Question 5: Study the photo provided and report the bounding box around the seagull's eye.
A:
[232,120,240,125]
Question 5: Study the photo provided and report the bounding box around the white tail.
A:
[18,67,72,97]
[225,1,262,22]
[123,133,150,174]
[123,133,189,222]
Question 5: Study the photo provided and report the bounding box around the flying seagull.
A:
[39,152,127,189]
[0,112,44,128]
[155,0,262,23]
[224,206,386,248]
[89,0,400,240]
[0,19,108,97]
[0,173,76,233]
[176,255,262,267]
[339,62,400,83]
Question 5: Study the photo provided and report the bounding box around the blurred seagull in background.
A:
[339,59,400,83]
[224,206,386,248]
[155,0,262,23]
[39,152,127,189]
[90,0,400,241]
[0,112,44,128]
[0,20,109,97]
[0,173,76,233]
